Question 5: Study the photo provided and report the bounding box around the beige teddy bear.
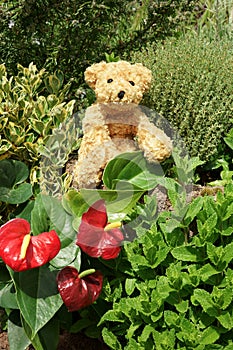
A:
[73,60,172,188]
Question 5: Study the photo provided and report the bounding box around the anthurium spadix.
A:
[57,266,103,312]
[76,199,124,260]
[0,218,61,272]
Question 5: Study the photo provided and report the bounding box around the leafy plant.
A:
[0,63,76,169]
[0,1,197,83]
[131,35,233,162]
[99,182,233,349]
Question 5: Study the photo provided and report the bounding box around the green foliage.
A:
[0,1,197,83]
[99,183,233,349]
[0,193,80,350]
[194,0,233,40]
[131,35,233,162]
[0,63,76,166]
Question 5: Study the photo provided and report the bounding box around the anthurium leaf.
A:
[0,159,29,188]
[31,194,76,247]
[8,310,31,350]
[41,195,77,245]
[50,244,80,269]
[80,188,143,216]
[103,151,162,191]
[0,183,32,204]
[0,282,18,309]
[22,315,60,350]
[9,264,63,338]
[31,194,51,234]
[62,190,89,217]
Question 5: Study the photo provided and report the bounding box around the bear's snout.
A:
[118,91,125,99]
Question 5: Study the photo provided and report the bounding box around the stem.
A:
[79,269,96,279]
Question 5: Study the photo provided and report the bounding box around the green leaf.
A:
[8,310,31,350]
[62,189,89,217]
[9,265,63,338]
[22,315,60,350]
[99,310,124,325]
[198,263,220,282]
[125,278,137,296]
[175,300,189,313]
[0,283,18,309]
[50,244,80,269]
[0,183,32,204]
[103,151,161,191]
[183,196,204,225]
[80,188,144,216]
[217,311,233,330]
[102,327,122,350]
[31,194,76,247]
[171,245,206,262]
[31,194,50,234]
[191,289,218,317]
[199,326,220,345]
[0,159,29,188]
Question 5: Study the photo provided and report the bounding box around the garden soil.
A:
[0,329,109,349]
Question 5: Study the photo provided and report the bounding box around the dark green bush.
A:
[131,36,233,162]
[0,0,197,83]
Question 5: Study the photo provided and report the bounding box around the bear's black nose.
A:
[118,91,125,99]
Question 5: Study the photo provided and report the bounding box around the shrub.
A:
[0,0,197,83]
[131,35,233,162]
[99,183,233,349]
[0,63,77,171]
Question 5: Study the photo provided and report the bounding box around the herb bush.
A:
[131,35,233,162]
[98,184,233,349]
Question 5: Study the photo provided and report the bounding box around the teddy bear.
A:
[73,60,172,188]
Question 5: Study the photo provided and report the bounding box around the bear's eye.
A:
[129,81,135,86]
[107,79,113,83]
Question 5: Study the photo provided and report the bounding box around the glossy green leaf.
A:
[0,159,29,188]
[0,183,32,204]
[31,194,76,247]
[9,265,63,338]
[0,282,18,309]
[8,310,31,350]
[103,151,162,190]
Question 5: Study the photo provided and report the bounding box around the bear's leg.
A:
[73,128,120,188]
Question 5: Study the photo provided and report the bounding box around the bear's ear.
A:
[134,63,152,92]
[84,61,107,89]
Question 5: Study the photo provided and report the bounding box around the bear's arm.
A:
[137,114,172,162]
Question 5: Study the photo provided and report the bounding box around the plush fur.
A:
[73,60,172,188]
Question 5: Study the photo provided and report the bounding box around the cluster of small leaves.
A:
[0,0,197,83]
[131,35,233,162]
[0,63,76,166]
[99,182,233,349]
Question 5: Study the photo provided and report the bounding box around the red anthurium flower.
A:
[0,218,61,272]
[57,266,103,312]
[76,200,124,260]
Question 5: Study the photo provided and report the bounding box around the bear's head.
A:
[84,60,152,104]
